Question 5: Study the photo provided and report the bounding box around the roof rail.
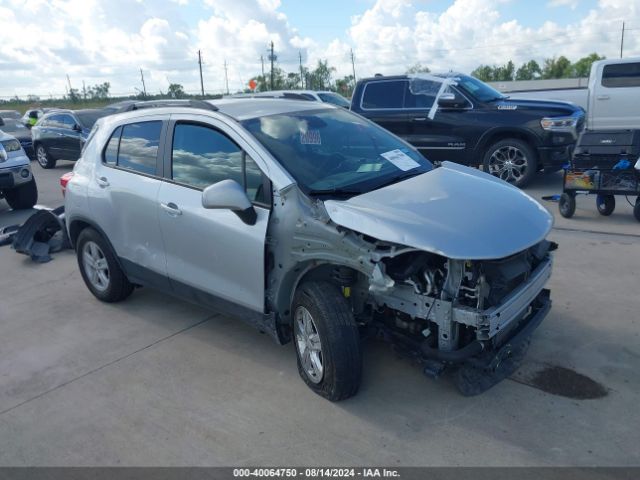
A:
[123,99,219,112]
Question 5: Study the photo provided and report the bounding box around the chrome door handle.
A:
[596,95,610,100]
[160,202,182,216]
[413,117,428,121]
[96,176,109,188]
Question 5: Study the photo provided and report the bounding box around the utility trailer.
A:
[559,130,640,222]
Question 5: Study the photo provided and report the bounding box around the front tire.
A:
[634,197,640,223]
[76,228,133,303]
[36,144,56,169]
[4,178,38,210]
[559,192,576,218]
[292,281,362,401]
[483,139,537,188]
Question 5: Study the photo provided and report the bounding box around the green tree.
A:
[335,75,355,97]
[471,65,496,82]
[167,83,185,99]
[542,56,572,79]
[307,60,335,90]
[572,53,605,78]
[87,82,110,99]
[406,63,430,74]
[515,60,542,80]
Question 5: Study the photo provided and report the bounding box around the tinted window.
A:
[45,114,65,128]
[104,126,122,165]
[60,115,76,129]
[602,63,640,88]
[171,123,266,202]
[404,79,437,108]
[456,75,505,102]
[362,81,404,109]
[117,121,162,175]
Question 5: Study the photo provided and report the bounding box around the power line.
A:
[198,50,205,96]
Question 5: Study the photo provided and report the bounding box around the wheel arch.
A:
[67,217,123,269]
[475,128,541,162]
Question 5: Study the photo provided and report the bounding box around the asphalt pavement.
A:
[0,163,638,466]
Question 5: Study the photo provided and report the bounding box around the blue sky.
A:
[0,0,637,97]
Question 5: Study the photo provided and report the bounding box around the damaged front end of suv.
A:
[265,161,555,396]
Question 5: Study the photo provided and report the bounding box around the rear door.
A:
[40,114,66,158]
[592,61,640,129]
[88,118,169,289]
[157,116,270,314]
[358,80,413,140]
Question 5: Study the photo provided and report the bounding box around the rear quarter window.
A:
[117,121,162,175]
[601,63,640,88]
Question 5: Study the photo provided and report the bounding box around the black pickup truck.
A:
[350,73,585,187]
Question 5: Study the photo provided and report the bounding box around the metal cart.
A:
[558,130,640,222]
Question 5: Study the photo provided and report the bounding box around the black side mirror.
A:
[73,124,82,132]
[437,93,465,109]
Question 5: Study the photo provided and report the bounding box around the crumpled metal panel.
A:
[324,162,553,260]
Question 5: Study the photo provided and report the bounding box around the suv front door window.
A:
[157,120,270,313]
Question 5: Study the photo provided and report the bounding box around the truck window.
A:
[601,63,640,88]
[362,81,404,109]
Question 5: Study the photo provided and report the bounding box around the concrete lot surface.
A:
[0,164,638,466]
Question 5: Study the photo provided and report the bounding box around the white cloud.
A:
[0,0,638,98]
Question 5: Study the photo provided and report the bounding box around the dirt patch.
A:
[512,363,608,399]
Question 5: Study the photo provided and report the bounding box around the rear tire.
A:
[634,197,640,223]
[76,228,133,303]
[559,193,576,218]
[596,194,615,216]
[483,139,537,188]
[35,144,56,169]
[292,281,362,401]
[4,178,38,210]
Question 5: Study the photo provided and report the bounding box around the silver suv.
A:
[0,130,37,209]
[65,99,555,400]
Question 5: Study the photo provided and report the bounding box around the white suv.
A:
[65,99,555,400]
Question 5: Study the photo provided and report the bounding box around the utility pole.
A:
[198,50,205,96]
[620,21,625,58]
[299,51,304,89]
[223,60,229,95]
[268,41,276,90]
[140,68,147,98]
[261,55,265,78]
[350,48,357,89]
[66,74,73,93]
[82,80,87,100]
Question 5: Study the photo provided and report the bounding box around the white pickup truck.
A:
[509,57,640,130]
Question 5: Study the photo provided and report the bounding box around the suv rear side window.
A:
[362,81,404,109]
[117,121,162,175]
[602,62,640,88]
[171,123,266,203]
[104,126,122,165]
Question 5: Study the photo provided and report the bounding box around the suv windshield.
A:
[76,110,108,129]
[242,108,432,196]
[454,75,506,102]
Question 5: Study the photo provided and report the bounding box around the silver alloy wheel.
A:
[488,145,528,184]
[295,306,324,384]
[36,146,48,167]
[82,241,110,292]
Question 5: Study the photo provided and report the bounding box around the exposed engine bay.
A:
[265,185,555,395]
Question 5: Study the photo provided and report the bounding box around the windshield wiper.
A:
[307,187,363,197]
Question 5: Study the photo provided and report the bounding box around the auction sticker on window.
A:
[380,149,420,171]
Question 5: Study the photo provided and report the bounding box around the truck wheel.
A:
[483,139,537,188]
[76,228,133,303]
[559,192,576,218]
[4,178,38,210]
[292,281,362,401]
[36,144,56,169]
[634,197,640,223]
[596,194,615,216]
